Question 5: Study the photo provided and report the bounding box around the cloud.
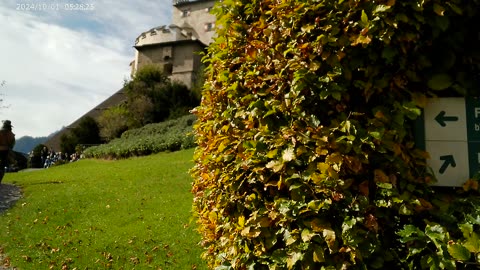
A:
[0,0,172,138]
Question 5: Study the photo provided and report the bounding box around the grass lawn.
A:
[0,148,207,269]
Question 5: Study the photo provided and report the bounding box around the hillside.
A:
[13,136,48,154]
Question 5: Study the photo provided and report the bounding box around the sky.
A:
[0,0,172,138]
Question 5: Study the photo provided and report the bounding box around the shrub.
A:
[83,114,196,159]
[191,1,480,269]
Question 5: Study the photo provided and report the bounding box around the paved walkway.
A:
[0,184,22,213]
[0,183,22,270]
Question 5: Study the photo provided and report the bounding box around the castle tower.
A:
[172,0,216,45]
[44,1,217,151]
[131,0,216,88]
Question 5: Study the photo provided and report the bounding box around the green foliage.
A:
[0,149,207,269]
[28,144,47,168]
[154,81,199,121]
[123,64,200,128]
[72,116,101,144]
[191,65,206,103]
[9,151,28,171]
[130,63,169,89]
[398,193,480,269]
[84,114,196,159]
[60,116,102,154]
[97,105,130,141]
[191,0,480,269]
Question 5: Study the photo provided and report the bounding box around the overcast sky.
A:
[0,0,172,138]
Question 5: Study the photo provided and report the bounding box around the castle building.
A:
[44,0,216,151]
[131,0,216,88]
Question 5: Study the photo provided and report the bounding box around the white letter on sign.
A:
[476,107,480,118]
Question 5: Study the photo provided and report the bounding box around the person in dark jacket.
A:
[0,120,15,184]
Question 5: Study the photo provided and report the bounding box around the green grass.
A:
[0,149,206,270]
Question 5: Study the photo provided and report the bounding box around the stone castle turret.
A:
[131,0,216,88]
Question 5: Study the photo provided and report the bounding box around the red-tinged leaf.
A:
[463,179,479,191]
[345,156,362,173]
[365,214,379,232]
[359,180,370,197]
[374,169,389,183]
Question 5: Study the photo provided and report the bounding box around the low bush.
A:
[83,114,196,159]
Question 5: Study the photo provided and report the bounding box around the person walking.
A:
[0,120,15,184]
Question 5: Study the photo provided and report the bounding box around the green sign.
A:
[416,98,480,187]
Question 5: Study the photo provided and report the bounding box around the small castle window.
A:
[205,22,215,32]
[182,9,190,17]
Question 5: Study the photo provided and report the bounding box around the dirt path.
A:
[0,183,22,270]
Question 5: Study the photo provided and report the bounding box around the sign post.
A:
[418,98,480,187]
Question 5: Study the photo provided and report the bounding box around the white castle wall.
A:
[172,0,216,45]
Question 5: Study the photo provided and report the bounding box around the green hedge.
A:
[83,114,196,159]
[191,0,480,269]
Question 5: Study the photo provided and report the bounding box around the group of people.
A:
[0,120,84,185]
[39,147,81,168]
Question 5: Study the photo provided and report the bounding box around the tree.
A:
[123,64,200,127]
[60,116,101,154]
[29,144,47,168]
[123,64,169,126]
[128,95,155,127]
[60,133,76,156]
[97,105,130,141]
[150,81,199,121]
[191,1,480,269]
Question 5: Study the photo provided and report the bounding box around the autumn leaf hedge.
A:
[191,0,480,269]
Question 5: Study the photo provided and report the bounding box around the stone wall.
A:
[172,0,216,45]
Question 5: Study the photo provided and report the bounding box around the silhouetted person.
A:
[0,120,15,184]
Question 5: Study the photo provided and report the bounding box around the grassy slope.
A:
[0,149,206,269]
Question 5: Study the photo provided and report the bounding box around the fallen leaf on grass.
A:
[22,255,32,262]
[130,257,140,264]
